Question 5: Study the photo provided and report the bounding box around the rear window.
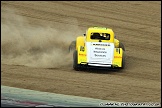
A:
[90,33,110,40]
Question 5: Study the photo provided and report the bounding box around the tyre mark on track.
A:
[58,2,160,27]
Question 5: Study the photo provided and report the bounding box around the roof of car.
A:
[86,27,115,42]
[89,26,111,29]
[87,27,114,35]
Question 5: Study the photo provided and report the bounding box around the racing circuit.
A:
[1,1,161,105]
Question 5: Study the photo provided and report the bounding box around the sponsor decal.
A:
[95,47,105,50]
[92,43,110,46]
[80,46,85,51]
[114,56,122,58]
[92,46,107,58]
[94,51,107,53]
[79,54,86,56]
[94,54,106,57]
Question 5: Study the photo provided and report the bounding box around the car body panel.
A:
[75,26,124,68]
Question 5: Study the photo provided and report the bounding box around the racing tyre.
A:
[69,41,76,52]
[119,42,125,51]
[121,52,125,69]
[73,50,80,71]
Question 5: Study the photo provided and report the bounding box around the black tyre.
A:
[121,52,125,69]
[69,41,76,52]
[73,50,80,71]
[119,42,125,51]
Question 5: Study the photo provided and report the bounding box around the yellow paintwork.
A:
[76,27,120,49]
[114,39,119,48]
[76,36,85,50]
[112,48,123,67]
[86,27,115,43]
[75,27,124,68]
[77,46,87,64]
[77,46,123,67]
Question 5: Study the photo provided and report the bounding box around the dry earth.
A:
[1,1,161,102]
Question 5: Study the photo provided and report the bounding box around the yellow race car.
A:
[69,27,125,71]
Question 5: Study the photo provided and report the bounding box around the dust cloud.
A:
[1,8,83,68]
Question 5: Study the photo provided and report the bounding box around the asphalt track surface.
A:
[1,1,161,103]
[2,85,119,107]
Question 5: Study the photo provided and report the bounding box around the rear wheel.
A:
[121,52,125,69]
[73,50,80,71]
[69,41,76,52]
[119,42,125,51]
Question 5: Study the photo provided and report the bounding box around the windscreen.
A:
[90,33,110,40]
